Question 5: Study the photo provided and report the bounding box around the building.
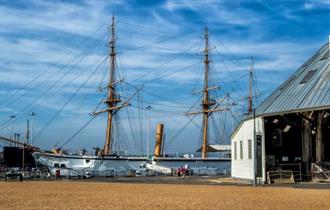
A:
[3,146,36,168]
[231,37,330,183]
[0,150,3,164]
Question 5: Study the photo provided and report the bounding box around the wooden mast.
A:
[104,16,119,155]
[201,27,210,159]
[91,16,143,156]
[186,27,228,159]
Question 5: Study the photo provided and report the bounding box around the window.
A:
[319,50,329,61]
[248,139,252,159]
[234,142,237,160]
[240,141,243,160]
[272,128,283,146]
[299,69,317,84]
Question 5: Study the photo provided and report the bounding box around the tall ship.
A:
[0,16,232,176]
[32,17,148,176]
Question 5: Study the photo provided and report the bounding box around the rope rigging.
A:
[0,48,108,133]
[0,34,108,131]
[33,55,109,143]
[0,26,108,110]
[0,20,249,156]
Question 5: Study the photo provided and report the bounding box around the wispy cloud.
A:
[0,0,329,151]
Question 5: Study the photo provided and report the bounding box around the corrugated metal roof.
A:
[257,42,330,116]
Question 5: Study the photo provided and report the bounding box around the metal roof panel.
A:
[256,43,330,115]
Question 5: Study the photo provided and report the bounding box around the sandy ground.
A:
[0,181,330,210]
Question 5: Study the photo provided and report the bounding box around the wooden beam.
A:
[301,112,312,176]
[316,111,325,163]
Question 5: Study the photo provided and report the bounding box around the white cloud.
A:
[0,0,328,151]
[304,3,314,10]
[163,0,260,26]
[303,1,330,10]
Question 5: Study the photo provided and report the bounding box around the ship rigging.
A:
[0,16,241,175]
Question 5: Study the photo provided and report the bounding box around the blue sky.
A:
[0,0,329,154]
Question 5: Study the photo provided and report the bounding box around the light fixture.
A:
[283,125,291,133]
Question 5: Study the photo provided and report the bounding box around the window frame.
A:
[240,140,243,160]
[248,139,252,160]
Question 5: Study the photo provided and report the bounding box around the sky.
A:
[0,0,329,154]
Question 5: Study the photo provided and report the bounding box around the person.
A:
[184,164,188,170]
[184,164,189,177]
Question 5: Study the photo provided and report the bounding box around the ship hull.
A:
[33,152,148,177]
[33,152,231,176]
[152,157,231,175]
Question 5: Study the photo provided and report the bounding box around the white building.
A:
[231,117,265,183]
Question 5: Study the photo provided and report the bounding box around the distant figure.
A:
[94,147,100,156]
[184,164,188,170]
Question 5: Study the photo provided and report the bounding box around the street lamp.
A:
[28,112,36,145]
[146,105,152,159]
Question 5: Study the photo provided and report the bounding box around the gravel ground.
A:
[0,181,330,210]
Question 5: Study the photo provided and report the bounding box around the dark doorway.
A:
[264,114,303,180]
[256,134,262,177]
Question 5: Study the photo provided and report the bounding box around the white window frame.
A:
[248,139,252,159]
[240,140,243,160]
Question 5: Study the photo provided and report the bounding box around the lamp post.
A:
[28,112,36,145]
[146,105,152,159]
[253,108,257,187]
[10,115,16,146]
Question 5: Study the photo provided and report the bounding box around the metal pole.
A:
[29,112,36,145]
[253,108,257,186]
[22,144,25,172]
[10,115,15,146]
[26,120,30,145]
[162,133,165,157]
[146,105,152,159]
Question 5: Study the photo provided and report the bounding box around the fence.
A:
[267,170,295,184]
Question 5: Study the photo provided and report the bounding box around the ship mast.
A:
[186,27,228,159]
[247,56,254,115]
[202,27,211,159]
[91,16,142,156]
[104,16,120,155]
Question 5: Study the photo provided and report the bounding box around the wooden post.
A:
[316,111,324,163]
[301,112,312,177]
